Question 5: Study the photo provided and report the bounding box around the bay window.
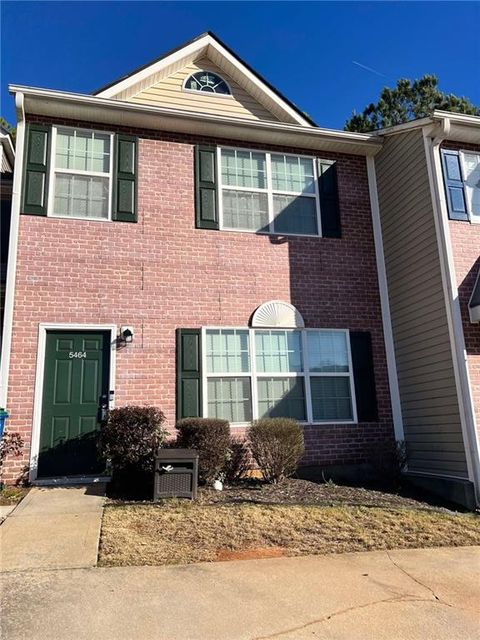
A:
[218,147,321,236]
[203,327,356,424]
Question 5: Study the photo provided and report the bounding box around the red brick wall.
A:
[2,117,394,482]
[445,141,480,436]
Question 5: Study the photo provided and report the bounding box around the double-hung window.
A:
[49,127,114,220]
[203,328,356,424]
[218,147,321,236]
[442,149,480,223]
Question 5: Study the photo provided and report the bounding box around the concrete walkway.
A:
[2,546,479,639]
[0,484,105,572]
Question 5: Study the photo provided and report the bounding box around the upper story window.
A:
[218,147,321,236]
[441,149,480,223]
[184,71,231,95]
[50,127,114,220]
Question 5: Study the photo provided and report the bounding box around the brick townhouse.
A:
[1,33,479,507]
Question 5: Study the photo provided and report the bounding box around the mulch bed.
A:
[195,478,456,513]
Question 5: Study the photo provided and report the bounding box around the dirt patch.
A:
[99,484,480,567]
[216,547,286,561]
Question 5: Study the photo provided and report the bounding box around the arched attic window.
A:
[183,71,231,95]
[251,301,305,328]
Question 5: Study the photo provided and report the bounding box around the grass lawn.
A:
[99,480,480,567]
[0,486,29,506]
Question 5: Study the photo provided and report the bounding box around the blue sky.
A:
[1,1,479,129]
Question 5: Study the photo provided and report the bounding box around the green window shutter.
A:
[350,331,378,422]
[318,159,341,238]
[176,329,203,420]
[22,124,51,216]
[113,135,137,222]
[195,146,218,229]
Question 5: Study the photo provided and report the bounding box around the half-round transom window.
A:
[184,71,231,95]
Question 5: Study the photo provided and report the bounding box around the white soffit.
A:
[11,86,382,156]
[251,301,305,328]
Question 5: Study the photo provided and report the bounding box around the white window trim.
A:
[459,149,480,224]
[217,145,323,238]
[47,125,115,222]
[182,72,233,99]
[202,326,357,427]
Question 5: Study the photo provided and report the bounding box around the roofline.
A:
[92,32,211,95]
[0,130,15,165]
[375,110,480,137]
[92,31,317,127]
[8,84,382,155]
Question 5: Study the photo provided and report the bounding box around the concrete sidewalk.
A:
[2,546,479,640]
[0,484,105,571]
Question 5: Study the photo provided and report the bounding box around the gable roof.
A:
[93,32,315,127]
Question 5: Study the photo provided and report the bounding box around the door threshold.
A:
[33,475,111,486]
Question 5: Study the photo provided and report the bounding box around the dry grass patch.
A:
[0,486,29,506]
[99,501,480,567]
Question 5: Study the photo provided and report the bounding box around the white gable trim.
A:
[96,34,312,127]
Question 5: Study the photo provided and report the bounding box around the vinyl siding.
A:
[129,58,279,122]
[375,129,468,478]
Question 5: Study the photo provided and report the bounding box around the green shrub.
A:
[175,418,230,484]
[225,436,251,483]
[99,406,166,474]
[248,418,304,484]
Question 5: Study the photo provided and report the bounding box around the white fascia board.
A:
[376,111,480,142]
[374,117,435,137]
[204,37,311,127]
[96,37,209,98]
[94,33,311,127]
[9,85,382,156]
[0,131,15,166]
[433,110,480,127]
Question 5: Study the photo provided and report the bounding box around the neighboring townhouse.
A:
[0,32,400,486]
[374,112,480,508]
[0,127,15,351]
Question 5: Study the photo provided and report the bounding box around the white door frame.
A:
[29,323,117,483]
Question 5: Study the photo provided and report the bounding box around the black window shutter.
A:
[195,146,218,229]
[113,135,137,222]
[176,329,202,420]
[350,331,378,422]
[22,124,51,216]
[318,159,341,238]
[440,150,468,221]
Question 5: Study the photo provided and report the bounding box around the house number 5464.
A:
[69,351,87,359]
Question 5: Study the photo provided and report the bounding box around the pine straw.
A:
[99,501,480,567]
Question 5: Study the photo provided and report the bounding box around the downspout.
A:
[0,92,25,408]
[423,118,480,505]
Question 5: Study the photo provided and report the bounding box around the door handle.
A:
[100,394,109,422]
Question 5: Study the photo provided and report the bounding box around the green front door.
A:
[38,331,111,478]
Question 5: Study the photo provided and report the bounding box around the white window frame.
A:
[217,146,322,238]
[202,327,357,427]
[182,71,233,98]
[47,125,115,222]
[459,149,480,224]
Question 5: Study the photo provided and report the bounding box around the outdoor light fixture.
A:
[119,326,134,344]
